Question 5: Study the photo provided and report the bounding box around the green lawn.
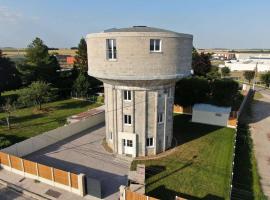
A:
[0,98,102,148]
[132,114,235,200]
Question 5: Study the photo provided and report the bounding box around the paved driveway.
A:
[249,89,270,198]
[25,124,130,200]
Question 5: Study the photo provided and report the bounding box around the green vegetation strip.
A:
[0,98,102,148]
[232,124,266,200]
[132,115,235,200]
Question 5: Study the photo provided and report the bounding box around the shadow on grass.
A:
[10,113,47,124]
[147,185,224,200]
[146,165,166,179]
[54,100,93,110]
[0,134,27,149]
[173,114,222,146]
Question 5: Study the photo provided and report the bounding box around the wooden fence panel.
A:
[0,152,9,166]
[126,190,147,200]
[53,168,69,186]
[10,155,22,171]
[23,159,37,175]
[71,173,78,189]
[38,164,52,180]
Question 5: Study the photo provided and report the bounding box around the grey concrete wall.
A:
[87,31,193,82]
[2,110,105,157]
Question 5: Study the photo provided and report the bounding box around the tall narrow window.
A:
[146,137,154,147]
[157,113,163,123]
[106,39,117,60]
[124,115,132,125]
[123,90,132,101]
[150,39,161,52]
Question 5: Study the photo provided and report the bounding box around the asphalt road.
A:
[0,184,34,200]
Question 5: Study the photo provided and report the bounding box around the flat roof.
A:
[193,103,231,114]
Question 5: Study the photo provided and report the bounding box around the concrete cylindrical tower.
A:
[86,26,193,157]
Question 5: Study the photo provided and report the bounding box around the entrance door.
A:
[122,139,133,155]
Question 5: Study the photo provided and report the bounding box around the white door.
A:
[122,139,133,155]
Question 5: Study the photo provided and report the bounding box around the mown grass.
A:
[132,115,235,200]
[0,98,102,148]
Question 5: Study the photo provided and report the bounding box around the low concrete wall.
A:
[2,109,105,157]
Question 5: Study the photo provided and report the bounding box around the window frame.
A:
[127,140,133,147]
[106,39,117,60]
[124,114,132,125]
[123,90,132,101]
[146,137,154,148]
[150,39,162,52]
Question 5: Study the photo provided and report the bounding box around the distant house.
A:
[192,104,231,127]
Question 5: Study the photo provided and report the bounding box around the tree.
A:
[0,49,22,96]
[211,79,239,107]
[243,70,255,84]
[17,37,60,85]
[72,72,90,97]
[175,77,210,106]
[18,81,54,110]
[74,38,88,72]
[2,98,16,129]
[206,65,221,80]
[192,48,212,77]
[260,72,270,88]
[221,67,231,77]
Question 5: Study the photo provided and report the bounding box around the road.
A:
[250,87,270,198]
[0,184,34,200]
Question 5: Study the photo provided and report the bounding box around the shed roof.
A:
[193,103,231,114]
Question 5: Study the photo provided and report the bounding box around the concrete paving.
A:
[250,88,270,198]
[0,183,34,200]
[25,123,130,200]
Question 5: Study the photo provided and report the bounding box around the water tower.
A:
[86,26,193,157]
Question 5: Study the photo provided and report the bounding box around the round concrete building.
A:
[86,26,193,157]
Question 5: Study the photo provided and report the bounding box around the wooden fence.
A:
[173,105,192,115]
[0,152,84,196]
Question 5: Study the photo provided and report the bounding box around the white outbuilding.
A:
[192,104,231,127]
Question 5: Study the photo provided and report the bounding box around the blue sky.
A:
[0,0,270,49]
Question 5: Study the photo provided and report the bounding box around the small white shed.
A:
[192,104,231,127]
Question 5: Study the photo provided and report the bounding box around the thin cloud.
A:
[0,6,23,23]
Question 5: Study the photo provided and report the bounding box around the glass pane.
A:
[150,39,154,51]
[155,39,160,51]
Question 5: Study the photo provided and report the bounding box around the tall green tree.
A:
[72,72,90,97]
[243,70,255,84]
[17,37,60,85]
[175,77,210,106]
[18,81,54,110]
[221,67,231,77]
[192,48,212,77]
[74,38,88,72]
[260,72,270,87]
[0,49,22,96]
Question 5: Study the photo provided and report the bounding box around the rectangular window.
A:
[124,115,132,125]
[150,39,162,52]
[110,132,112,140]
[123,90,132,101]
[157,113,163,123]
[123,139,126,146]
[127,140,133,147]
[164,88,172,97]
[146,137,154,147]
[106,39,117,60]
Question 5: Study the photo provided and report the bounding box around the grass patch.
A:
[0,98,102,148]
[132,114,235,200]
[254,91,263,100]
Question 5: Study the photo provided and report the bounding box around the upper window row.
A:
[106,39,162,60]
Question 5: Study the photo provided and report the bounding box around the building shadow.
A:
[173,115,221,146]
[54,100,94,110]
[147,185,224,200]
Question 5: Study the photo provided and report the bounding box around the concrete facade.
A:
[86,26,193,157]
